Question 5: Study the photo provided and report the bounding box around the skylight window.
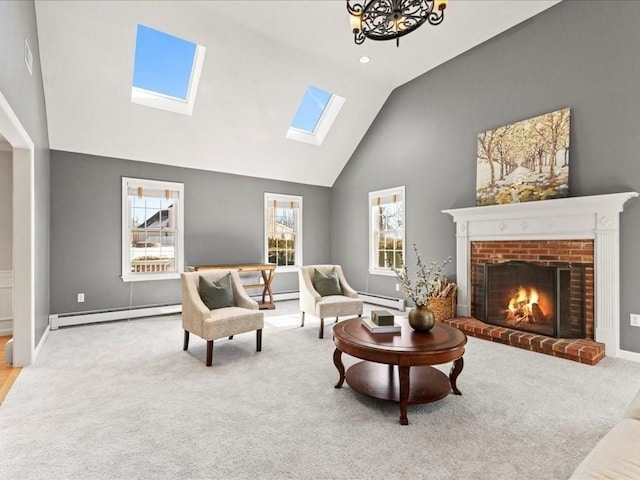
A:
[131,25,206,116]
[286,85,345,146]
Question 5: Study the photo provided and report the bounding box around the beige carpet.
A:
[1,311,639,479]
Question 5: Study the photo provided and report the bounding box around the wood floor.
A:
[0,336,21,406]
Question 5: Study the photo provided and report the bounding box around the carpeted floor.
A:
[1,307,640,480]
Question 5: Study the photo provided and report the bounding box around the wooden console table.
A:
[190,263,276,310]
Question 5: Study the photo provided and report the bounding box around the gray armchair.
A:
[181,269,264,366]
[298,264,363,339]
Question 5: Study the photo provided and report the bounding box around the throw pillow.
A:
[199,274,234,310]
[313,268,342,297]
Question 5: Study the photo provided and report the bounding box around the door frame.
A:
[0,89,35,366]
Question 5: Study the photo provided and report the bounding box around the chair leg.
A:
[319,318,324,339]
[335,316,339,323]
[358,314,362,317]
[228,335,234,340]
[206,340,213,367]
[256,329,262,352]
[300,311,305,327]
[183,330,189,351]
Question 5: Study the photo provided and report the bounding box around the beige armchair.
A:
[298,265,363,339]
[181,269,264,366]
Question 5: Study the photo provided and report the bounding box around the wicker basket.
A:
[428,291,457,322]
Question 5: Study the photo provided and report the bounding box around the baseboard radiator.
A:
[49,292,301,330]
[358,292,406,312]
[49,303,182,330]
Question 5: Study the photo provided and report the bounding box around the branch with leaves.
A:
[389,244,455,307]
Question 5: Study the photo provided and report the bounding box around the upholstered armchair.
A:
[181,269,264,366]
[298,265,363,339]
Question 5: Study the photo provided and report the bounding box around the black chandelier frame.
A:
[347,0,446,47]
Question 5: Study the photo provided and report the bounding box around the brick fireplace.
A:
[471,240,593,339]
[443,192,638,364]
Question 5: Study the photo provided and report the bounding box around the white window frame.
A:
[264,193,303,273]
[122,177,184,282]
[369,186,406,276]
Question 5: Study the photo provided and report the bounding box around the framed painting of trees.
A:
[476,108,570,206]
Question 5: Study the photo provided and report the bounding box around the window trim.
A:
[121,177,184,282]
[264,192,303,273]
[369,185,406,277]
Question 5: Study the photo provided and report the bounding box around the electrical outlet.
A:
[631,314,640,327]
[395,283,400,292]
[77,293,85,303]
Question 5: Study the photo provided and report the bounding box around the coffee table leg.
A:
[449,357,464,395]
[399,365,410,425]
[333,348,345,388]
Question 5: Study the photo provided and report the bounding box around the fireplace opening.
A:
[472,261,586,338]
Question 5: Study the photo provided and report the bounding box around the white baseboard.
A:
[357,292,406,311]
[49,304,182,330]
[618,348,640,363]
[34,325,50,363]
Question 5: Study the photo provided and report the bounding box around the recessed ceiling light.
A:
[358,56,371,64]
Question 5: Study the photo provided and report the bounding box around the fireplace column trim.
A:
[443,192,638,358]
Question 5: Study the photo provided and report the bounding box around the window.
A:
[131,24,206,115]
[286,85,345,146]
[122,178,184,282]
[369,186,405,276]
[264,193,302,271]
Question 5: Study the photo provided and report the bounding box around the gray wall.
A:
[0,151,11,270]
[331,1,640,353]
[0,1,50,345]
[50,151,331,314]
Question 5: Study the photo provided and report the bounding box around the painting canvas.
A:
[476,108,570,206]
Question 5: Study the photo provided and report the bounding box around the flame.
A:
[506,285,546,327]
[508,286,538,314]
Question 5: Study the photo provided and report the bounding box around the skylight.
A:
[287,85,345,146]
[131,25,206,116]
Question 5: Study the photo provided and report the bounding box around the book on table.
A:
[371,309,395,326]
[362,317,401,334]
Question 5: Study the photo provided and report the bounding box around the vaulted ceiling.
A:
[35,0,560,187]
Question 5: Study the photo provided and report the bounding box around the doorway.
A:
[0,89,35,366]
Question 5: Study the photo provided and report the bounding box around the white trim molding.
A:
[443,192,639,358]
[368,185,406,276]
[0,270,13,335]
[0,88,35,367]
[121,177,184,283]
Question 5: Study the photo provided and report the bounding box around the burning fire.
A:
[506,286,547,326]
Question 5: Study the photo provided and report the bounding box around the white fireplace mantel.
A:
[443,192,638,357]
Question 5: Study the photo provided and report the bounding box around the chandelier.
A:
[347,0,447,47]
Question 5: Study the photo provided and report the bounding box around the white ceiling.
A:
[34,0,560,187]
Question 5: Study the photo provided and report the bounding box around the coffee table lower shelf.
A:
[345,361,451,405]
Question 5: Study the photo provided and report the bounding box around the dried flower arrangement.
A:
[390,243,456,307]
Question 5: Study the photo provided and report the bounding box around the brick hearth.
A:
[441,316,605,365]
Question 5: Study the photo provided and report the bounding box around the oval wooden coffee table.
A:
[332,317,467,425]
